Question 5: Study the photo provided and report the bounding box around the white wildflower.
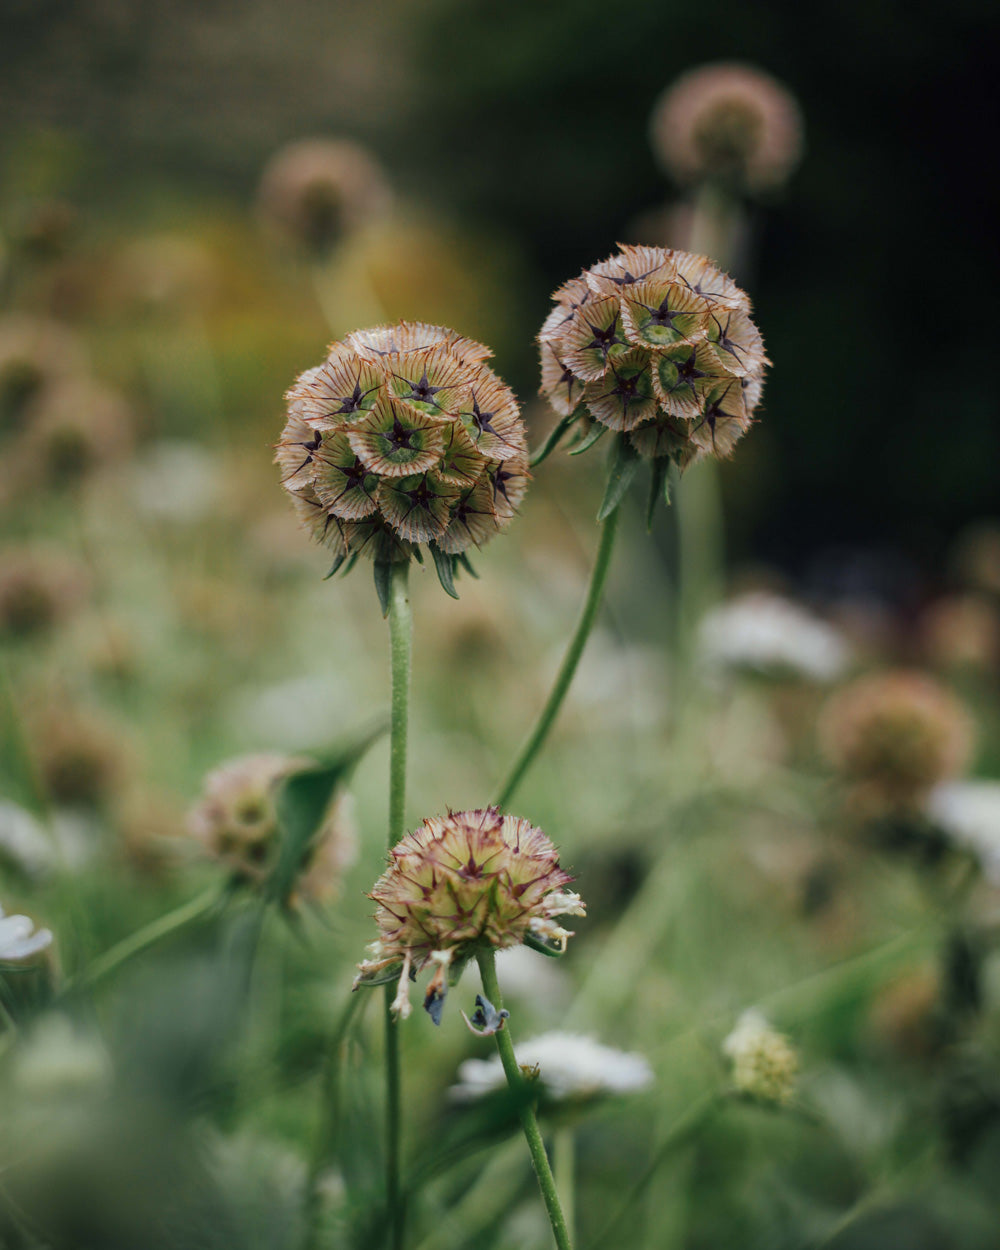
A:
[0,800,54,879]
[927,780,1000,884]
[698,592,850,683]
[450,1031,653,1103]
[723,1008,798,1104]
[0,902,52,966]
[12,1015,111,1097]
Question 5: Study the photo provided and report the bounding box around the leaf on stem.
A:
[373,558,392,616]
[529,409,582,468]
[597,434,640,522]
[429,542,460,599]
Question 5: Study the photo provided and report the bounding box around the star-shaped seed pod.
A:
[353,807,585,1024]
[276,323,529,601]
[538,244,767,494]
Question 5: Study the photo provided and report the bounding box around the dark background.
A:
[2,0,998,580]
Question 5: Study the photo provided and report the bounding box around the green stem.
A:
[80,882,224,991]
[553,1128,576,1247]
[477,949,573,1250]
[493,507,621,810]
[386,560,412,1250]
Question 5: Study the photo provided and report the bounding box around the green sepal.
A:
[269,719,387,906]
[373,558,392,617]
[457,552,479,579]
[323,552,348,580]
[646,457,670,532]
[429,542,460,600]
[411,545,425,565]
[342,550,361,577]
[597,433,640,522]
[529,408,582,468]
[569,422,607,457]
[355,962,404,988]
[523,931,567,958]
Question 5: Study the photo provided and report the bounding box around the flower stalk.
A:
[494,505,620,809]
[476,947,574,1250]
[386,559,411,1250]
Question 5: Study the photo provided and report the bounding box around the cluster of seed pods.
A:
[276,322,528,571]
[538,243,768,471]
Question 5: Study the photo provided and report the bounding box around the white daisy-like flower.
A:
[927,780,1000,884]
[698,591,850,683]
[723,1009,798,1105]
[0,902,52,967]
[450,1031,653,1103]
[0,800,54,879]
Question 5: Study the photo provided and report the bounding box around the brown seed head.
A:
[539,243,766,470]
[356,807,585,1021]
[31,705,128,810]
[820,670,974,814]
[0,315,88,441]
[0,546,88,639]
[257,137,392,255]
[650,62,803,194]
[276,323,528,567]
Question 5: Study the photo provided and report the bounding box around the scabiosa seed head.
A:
[650,62,804,194]
[0,546,88,640]
[277,323,529,575]
[257,137,392,256]
[188,753,357,898]
[723,1009,798,1105]
[820,671,973,817]
[0,315,87,441]
[354,807,584,1023]
[538,244,766,472]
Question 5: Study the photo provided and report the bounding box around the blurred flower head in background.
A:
[187,752,357,898]
[650,62,804,194]
[723,1008,798,1104]
[257,137,392,256]
[697,590,851,683]
[355,807,584,1022]
[927,780,1000,884]
[277,321,528,572]
[820,670,974,818]
[0,544,89,640]
[451,1031,653,1102]
[0,901,53,967]
[0,314,87,443]
[538,243,766,470]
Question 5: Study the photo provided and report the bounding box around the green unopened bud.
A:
[723,1009,798,1105]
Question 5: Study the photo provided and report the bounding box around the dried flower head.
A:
[257,137,392,255]
[0,903,53,969]
[451,1031,653,1103]
[188,753,357,898]
[24,378,134,487]
[31,705,128,810]
[723,1009,798,1105]
[538,244,766,472]
[0,315,87,441]
[650,62,804,194]
[113,235,218,317]
[354,807,584,1023]
[0,546,88,639]
[276,322,528,583]
[820,671,973,816]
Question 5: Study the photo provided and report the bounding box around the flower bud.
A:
[277,323,528,575]
[354,807,584,1023]
[723,1009,798,1105]
[538,244,766,472]
[650,62,803,194]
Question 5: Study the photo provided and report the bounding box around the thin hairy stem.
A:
[476,949,573,1250]
[493,507,620,809]
[385,560,412,1250]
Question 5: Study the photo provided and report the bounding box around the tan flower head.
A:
[539,244,766,472]
[188,753,357,899]
[0,315,87,442]
[355,807,585,1023]
[257,137,392,255]
[650,62,804,194]
[820,670,974,816]
[31,704,128,810]
[276,323,528,589]
[23,378,135,488]
[0,546,88,640]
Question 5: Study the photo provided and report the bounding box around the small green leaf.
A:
[323,552,348,580]
[529,409,581,468]
[429,543,460,599]
[523,931,567,958]
[457,552,479,579]
[355,962,404,988]
[373,558,392,617]
[270,720,387,905]
[342,550,361,577]
[646,457,669,532]
[568,422,607,457]
[597,434,640,522]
